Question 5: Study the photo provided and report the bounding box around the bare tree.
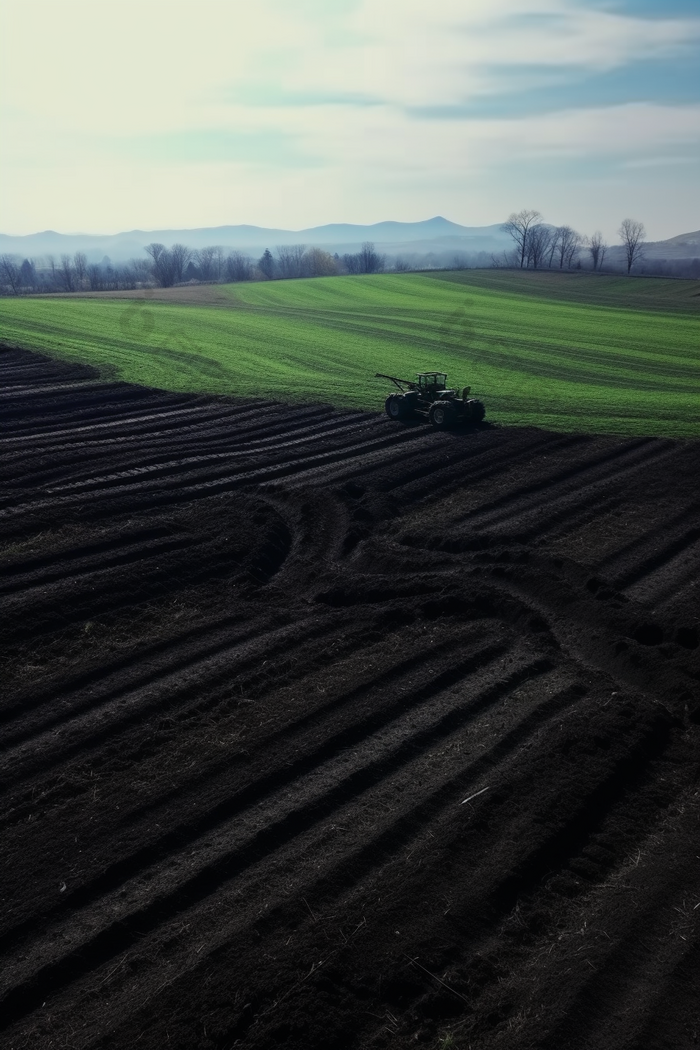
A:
[43,254,57,290]
[0,255,21,295]
[276,244,307,279]
[586,231,607,271]
[195,245,223,282]
[555,226,582,269]
[502,210,542,269]
[57,254,75,292]
[526,225,553,270]
[343,242,384,275]
[73,252,87,288]
[87,264,104,291]
[358,241,384,274]
[226,251,253,282]
[196,246,218,282]
[618,218,646,274]
[342,252,361,275]
[130,258,153,285]
[565,230,582,268]
[546,228,561,269]
[144,243,175,287]
[170,243,191,284]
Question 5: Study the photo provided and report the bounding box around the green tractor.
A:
[376,371,485,429]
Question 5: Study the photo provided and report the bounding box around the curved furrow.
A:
[2,349,698,1050]
[0,399,260,446]
[26,415,374,494]
[0,423,422,522]
[0,413,373,490]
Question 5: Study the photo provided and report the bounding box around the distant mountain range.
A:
[640,230,700,259]
[0,217,514,263]
[1,217,697,265]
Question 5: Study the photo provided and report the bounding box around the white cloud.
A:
[1,0,699,234]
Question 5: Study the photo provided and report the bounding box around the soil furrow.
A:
[2,348,698,1050]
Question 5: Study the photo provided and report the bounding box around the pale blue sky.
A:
[1,0,698,239]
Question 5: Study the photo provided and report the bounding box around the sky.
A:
[1,0,699,241]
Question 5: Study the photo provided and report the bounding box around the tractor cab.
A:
[416,372,456,400]
[416,372,448,393]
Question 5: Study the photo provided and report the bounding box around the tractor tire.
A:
[385,394,407,421]
[465,399,486,423]
[429,403,456,429]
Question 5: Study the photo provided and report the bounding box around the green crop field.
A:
[1,270,699,437]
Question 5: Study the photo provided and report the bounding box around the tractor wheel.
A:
[465,399,486,423]
[385,394,406,421]
[429,403,455,429]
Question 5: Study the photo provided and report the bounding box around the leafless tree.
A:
[502,210,542,269]
[342,252,361,275]
[57,254,75,292]
[0,255,21,295]
[343,242,385,275]
[359,241,384,274]
[586,231,607,271]
[43,254,57,290]
[196,246,218,282]
[119,263,140,290]
[276,244,307,279]
[170,243,192,284]
[130,258,153,285]
[618,218,646,274]
[226,251,253,282]
[73,252,87,288]
[394,257,411,272]
[490,250,518,268]
[555,226,582,269]
[144,243,175,287]
[526,224,553,269]
[545,228,561,269]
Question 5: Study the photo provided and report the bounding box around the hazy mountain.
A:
[0,217,512,263]
[640,230,700,258]
[2,219,697,269]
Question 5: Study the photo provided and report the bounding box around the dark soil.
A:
[1,347,699,1050]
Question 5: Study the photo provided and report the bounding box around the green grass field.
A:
[1,270,699,437]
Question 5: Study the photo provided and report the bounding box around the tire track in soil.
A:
[1,347,699,1050]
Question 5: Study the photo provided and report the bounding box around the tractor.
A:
[376,371,485,429]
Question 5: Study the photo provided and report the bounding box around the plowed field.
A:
[1,347,699,1050]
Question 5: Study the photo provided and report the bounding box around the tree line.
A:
[500,210,646,274]
[0,240,386,294]
[1,215,697,296]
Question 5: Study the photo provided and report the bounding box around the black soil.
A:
[1,348,699,1050]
